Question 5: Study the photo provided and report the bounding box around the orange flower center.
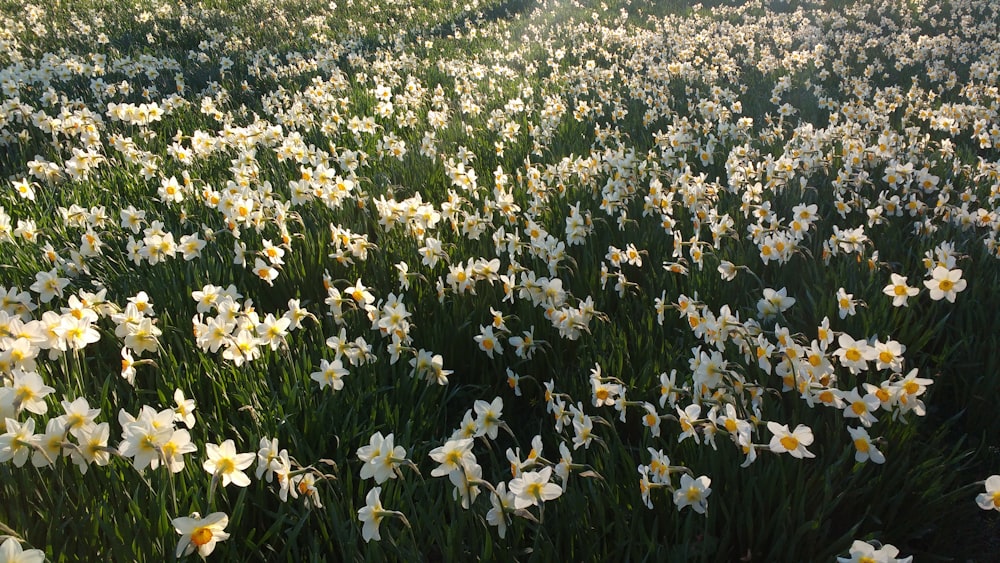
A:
[779,435,799,451]
[191,527,213,547]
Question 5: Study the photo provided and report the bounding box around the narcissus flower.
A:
[767,421,815,459]
[203,439,255,487]
[976,475,1000,511]
[358,487,388,542]
[836,539,912,562]
[172,511,230,558]
[673,473,712,514]
[882,273,918,307]
[847,427,885,464]
[923,266,966,302]
[0,537,45,562]
[509,466,563,509]
[429,438,475,477]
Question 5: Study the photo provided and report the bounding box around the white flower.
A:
[767,421,815,459]
[172,512,230,558]
[923,266,966,302]
[976,475,1000,511]
[0,537,45,563]
[202,439,255,487]
[673,473,712,514]
[358,487,387,542]
[509,466,563,509]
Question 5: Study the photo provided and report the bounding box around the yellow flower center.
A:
[938,279,954,291]
[644,413,657,427]
[779,435,799,451]
[845,349,861,362]
[685,487,702,502]
[191,527,213,547]
[724,419,737,432]
[818,390,834,404]
[851,401,868,415]
[894,285,908,296]
[526,482,543,500]
[854,438,870,453]
[879,351,894,364]
[217,458,235,475]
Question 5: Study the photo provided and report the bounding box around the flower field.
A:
[1,0,999,560]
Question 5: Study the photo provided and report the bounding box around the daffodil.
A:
[0,537,45,563]
[882,273,918,307]
[836,539,911,563]
[202,439,255,487]
[976,475,1000,511]
[429,438,475,478]
[847,427,885,464]
[0,417,36,467]
[673,473,712,514]
[767,421,815,459]
[172,512,230,558]
[509,466,563,509]
[923,266,966,302]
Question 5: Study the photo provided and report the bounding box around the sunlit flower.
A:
[310,358,348,391]
[429,438,475,478]
[172,511,230,558]
[0,417,36,467]
[203,439,255,487]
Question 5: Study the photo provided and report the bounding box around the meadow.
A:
[0,0,999,560]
